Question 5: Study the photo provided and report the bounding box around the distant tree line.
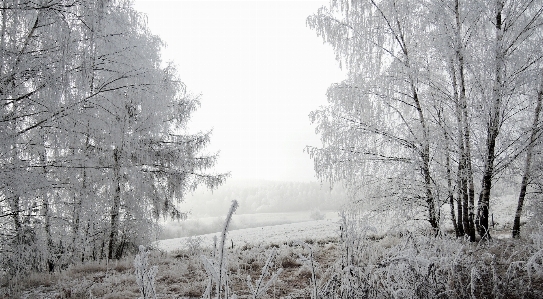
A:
[307,0,543,239]
[0,0,225,276]
[183,180,347,217]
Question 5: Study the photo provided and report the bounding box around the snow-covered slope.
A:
[156,218,340,252]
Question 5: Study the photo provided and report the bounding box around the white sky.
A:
[133,0,345,182]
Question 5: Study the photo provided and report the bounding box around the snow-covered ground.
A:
[157,195,520,253]
[156,217,341,252]
[159,210,339,240]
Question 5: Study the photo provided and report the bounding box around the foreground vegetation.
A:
[2,237,337,298]
[3,217,543,298]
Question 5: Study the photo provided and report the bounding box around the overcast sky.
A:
[133,0,345,182]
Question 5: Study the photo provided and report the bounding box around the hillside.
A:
[178,179,348,217]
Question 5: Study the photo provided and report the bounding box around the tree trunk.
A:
[9,195,22,241]
[477,0,504,240]
[445,127,459,236]
[439,107,459,236]
[72,123,90,262]
[460,53,476,242]
[456,171,464,236]
[72,190,83,261]
[423,149,438,232]
[40,134,54,272]
[108,148,121,260]
[42,155,55,272]
[43,194,54,272]
[449,58,465,237]
[395,23,437,232]
[419,113,438,232]
[461,80,476,241]
[454,0,475,241]
[464,126,476,242]
[410,84,437,232]
[512,74,543,238]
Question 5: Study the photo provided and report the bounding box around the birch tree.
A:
[428,0,481,240]
[475,0,543,239]
[512,71,543,238]
[307,0,543,240]
[307,0,440,231]
[0,0,226,275]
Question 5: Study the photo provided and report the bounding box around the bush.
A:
[308,227,543,298]
[310,209,325,221]
[185,236,203,256]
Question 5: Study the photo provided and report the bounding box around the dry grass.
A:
[2,240,336,299]
[13,272,55,289]
[280,255,301,269]
[4,232,543,299]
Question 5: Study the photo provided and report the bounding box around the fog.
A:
[134,0,346,182]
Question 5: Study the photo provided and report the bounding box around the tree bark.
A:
[461,156,470,240]
[512,74,543,238]
[391,15,438,232]
[456,166,464,236]
[72,123,90,263]
[449,58,466,237]
[108,147,121,260]
[43,193,54,272]
[451,67,470,238]
[9,195,21,241]
[476,0,504,240]
[408,64,437,232]
[443,113,459,236]
[415,89,438,231]
[453,0,476,241]
[41,133,54,272]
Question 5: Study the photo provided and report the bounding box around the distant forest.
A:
[181,180,348,217]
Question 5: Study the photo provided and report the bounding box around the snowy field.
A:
[159,210,339,240]
[157,217,341,252]
[158,196,520,253]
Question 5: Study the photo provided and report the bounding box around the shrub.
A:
[310,209,325,221]
[186,236,203,256]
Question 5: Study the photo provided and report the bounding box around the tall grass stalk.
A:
[217,200,238,299]
[296,240,319,298]
[247,248,283,299]
[134,245,157,299]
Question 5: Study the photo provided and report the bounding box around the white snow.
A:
[156,218,340,252]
